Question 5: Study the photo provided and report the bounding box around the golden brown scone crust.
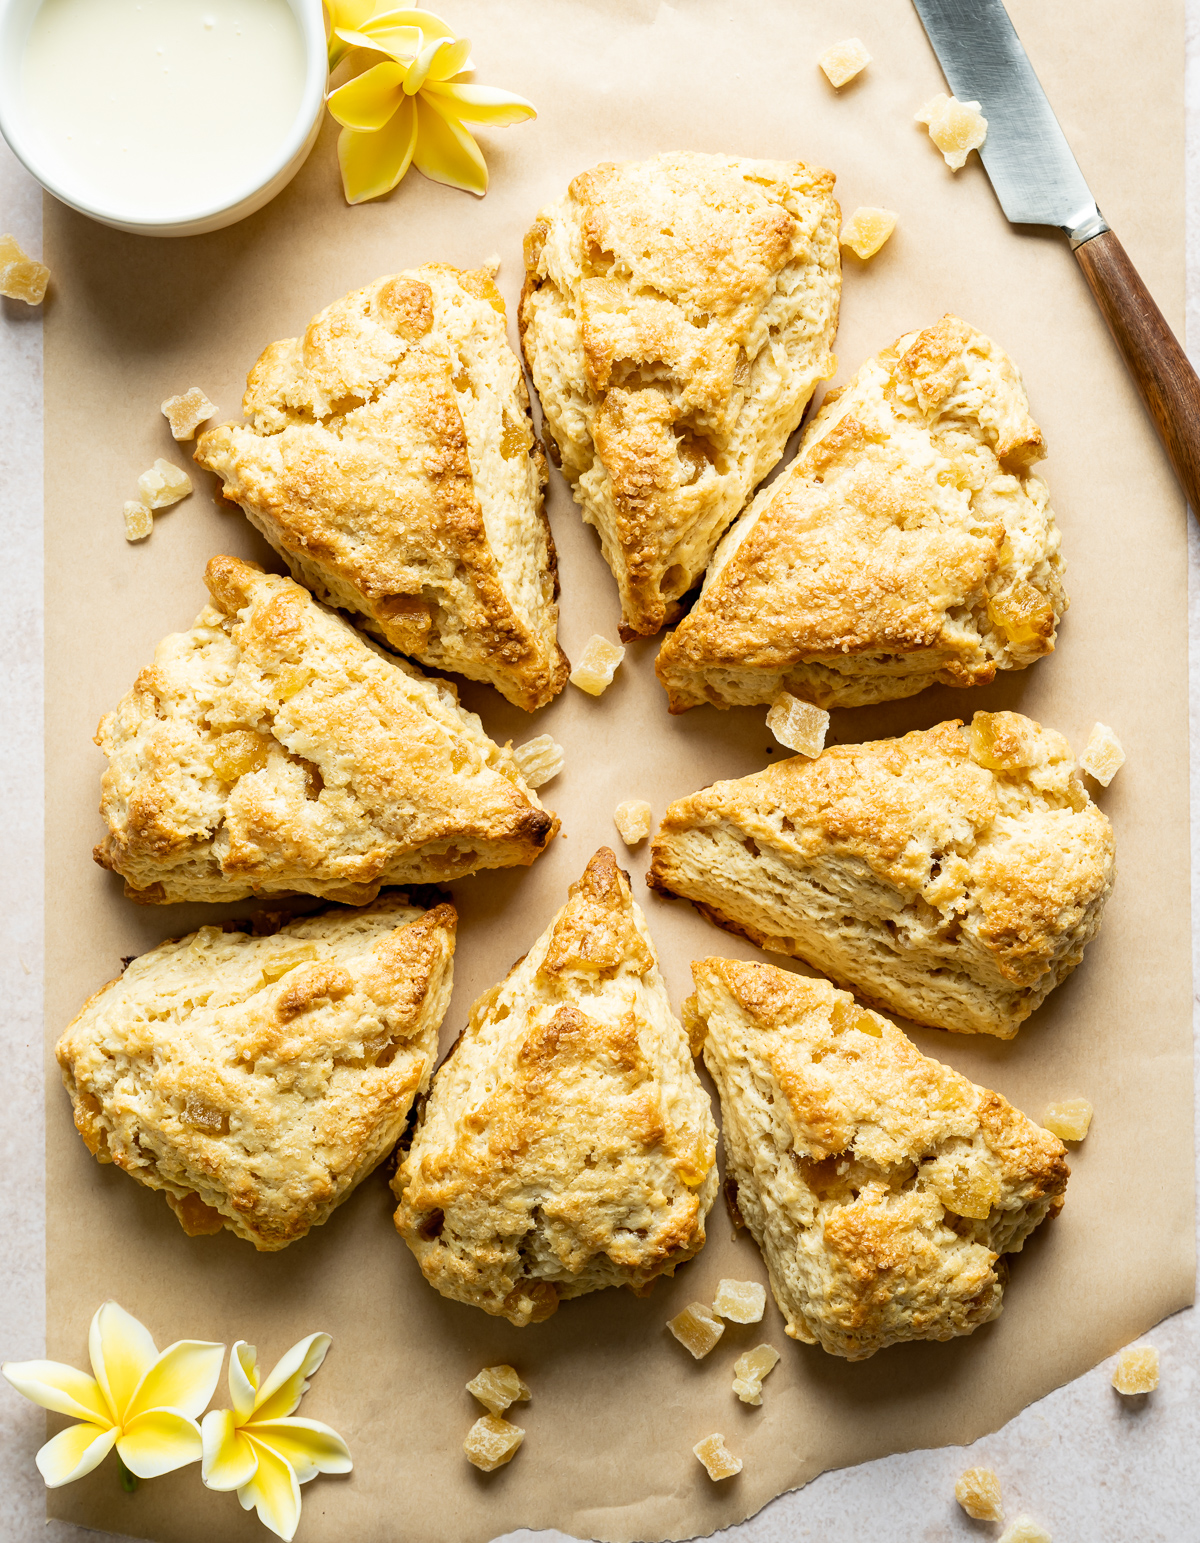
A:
[56,895,456,1250]
[393,848,718,1325]
[94,556,558,905]
[650,713,1114,1036]
[656,315,1067,711]
[688,958,1068,1359]
[519,152,841,638]
[195,266,568,712]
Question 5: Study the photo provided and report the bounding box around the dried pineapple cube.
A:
[613,799,652,846]
[819,37,871,88]
[466,1364,531,1416]
[137,458,192,509]
[987,576,1055,647]
[123,500,153,543]
[569,634,625,696]
[1112,1344,1159,1394]
[713,1278,766,1324]
[840,207,897,260]
[1079,722,1125,786]
[732,1343,779,1406]
[668,1301,724,1359]
[968,710,1041,773]
[693,1432,742,1481]
[512,734,563,789]
[463,1413,525,1471]
[998,1518,1052,1543]
[956,1467,1004,1522]
[0,233,50,304]
[1042,1099,1093,1142]
[926,1152,1000,1220]
[161,386,217,441]
[766,692,829,757]
[916,92,988,170]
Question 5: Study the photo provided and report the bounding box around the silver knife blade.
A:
[911,0,1108,245]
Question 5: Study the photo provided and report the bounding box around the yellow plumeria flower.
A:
[2,1301,223,1489]
[202,1334,351,1543]
[325,7,535,203]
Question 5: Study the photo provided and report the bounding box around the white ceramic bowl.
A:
[0,0,327,237]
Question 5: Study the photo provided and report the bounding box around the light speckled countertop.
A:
[3,17,1199,1538]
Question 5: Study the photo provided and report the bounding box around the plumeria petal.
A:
[338,97,418,203]
[364,7,456,42]
[230,1342,259,1425]
[327,60,407,129]
[116,1409,202,1479]
[2,1360,111,1425]
[412,95,487,195]
[403,35,456,95]
[90,1303,157,1425]
[334,24,421,65]
[251,1334,333,1424]
[201,1409,260,1491]
[325,0,378,67]
[239,1437,302,1543]
[126,1340,225,1423]
[423,80,537,125]
[35,1423,117,1488]
[249,1418,353,1484]
[426,36,472,81]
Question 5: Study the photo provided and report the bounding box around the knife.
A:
[912,0,1200,512]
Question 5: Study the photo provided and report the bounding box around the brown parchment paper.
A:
[41,1,1193,1539]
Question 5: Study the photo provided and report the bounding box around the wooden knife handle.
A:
[1074,228,1200,513]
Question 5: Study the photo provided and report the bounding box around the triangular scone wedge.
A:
[94,557,558,904]
[393,848,718,1325]
[650,713,1114,1037]
[195,266,568,712]
[520,152,841,638]
[56,895,456,1250]
[687,958,1069,1360]
[656,315,1067,710]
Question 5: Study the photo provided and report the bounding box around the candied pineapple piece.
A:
[819,37,871,88]
[713,1278,766,1324]
[569,634,625,696]
[987,576,1055,648]
[0,233,50,304]
[1079,722,1125,787]
[161,386,217,441]
[956,1467,1004,1522]
[1112,1344,1159,1394]
[968,710,1042,773]
[998,1518,1052,1543]
[766,692,829,757]
[830,999,883,1038]
[212,730,272,782]
[693,1432,742,1481]
[137,458,192,510]
[613,799,652,846]
[840,207,897,260]
[123,500,153,543]
[512,733,563,789]
[732,1343,779,1406]
[668,1301,724,1359]
[916,93,988,170]
[466,1364,531,1417]
[926,1152,1001,1220]
[463,1413,525,1471]
[1042,1099,1093,1142]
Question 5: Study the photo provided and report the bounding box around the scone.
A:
[650,712,1114,1036]
[687,958,1069,1359]
[56,895,456,1250]
[392,848,718,1324]
[195,266,568,712]
[520,152,841,637]
[94,556,558,904]
[656,315,1067,711]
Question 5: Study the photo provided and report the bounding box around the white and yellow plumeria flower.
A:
[2,1301,223,1489]
[324,6,535,203]
[202,1334,351,1543]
